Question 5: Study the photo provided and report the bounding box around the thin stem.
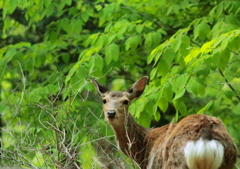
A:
[218,68,240,101]
[120,6,164,28]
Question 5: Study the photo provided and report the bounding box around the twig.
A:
[60,129,81,169]
[121,6,163,29]
[16,60,26,109]
[44,121,65,134]
[79,135,115,147]
[218,68,240,101]
[228,49,239,56]
[2,149,39,169]
[123,107,141,169]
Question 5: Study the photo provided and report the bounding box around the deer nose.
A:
[107,110,116,118]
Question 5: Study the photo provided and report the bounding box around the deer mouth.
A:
[108,114,115,119]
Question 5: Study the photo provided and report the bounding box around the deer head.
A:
[91,76,148,127]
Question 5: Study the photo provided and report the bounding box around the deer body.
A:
[91,77,237,169]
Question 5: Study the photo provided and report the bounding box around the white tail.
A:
[91,76,237,169]
[184,138,224,169]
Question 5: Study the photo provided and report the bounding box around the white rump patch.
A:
[184,138,224,169]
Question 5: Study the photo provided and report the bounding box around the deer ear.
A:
[127,76,148,100]
[90,78,109,97]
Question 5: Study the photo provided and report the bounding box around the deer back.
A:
[147,114,237,169]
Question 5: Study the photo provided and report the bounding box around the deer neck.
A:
[111,112,149,164]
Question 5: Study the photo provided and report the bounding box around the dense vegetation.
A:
[1,0,240,168]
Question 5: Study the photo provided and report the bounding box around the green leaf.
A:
[65,62,80,84]
[46,84,59,95]
[70,19,82,35]
[196,66,210,77]
[175,110,179,122]
[75,65,88,81]
[81,12,89,23]
[162,48,175,64]
[184,47,201,64]
[94,55,104,70]
[99,8,107,26]
[210,52,220,68]
[163,84,173,102]
[95,5,102,11]
[228,36,240,52]
[139,99,155,127]
[106,34,116,46]
[49,31,58,43]
[157,59,170,77]
[187,77,205,97]
[96,35,105,48]
[220,37,230,51]
[125,37,131,51]
[216,3,223,18]
[194,22,210,41]
[224,90,234,100]
[152,48,163,66]
[144,32,152,48]
[3,0,18,17]
[150,67,158,80]
[117,24,128,37]
[136,25,144,33]
[172,88,186,101]
[62,53,70,63]
[133,98,147,118]
[218,49,230,71]
[152,32,162,46]
[105,43,119,64]
[139,110,151,127]
[158,97,168,112]
[125,36,142,51]
[43,0,52,8]
[154,110,161,121]
[200,40,215,54]
[179,35,190,56]
[197,101,214,114]
[45,4,54,17]
[171,37,182,52]
[29,87,46,102]
[172,74,190,92]
[3,17,11,32]
[4,48,16,63]
[66,0,72,5]
[177,102,187,116]
[0,103,5,116]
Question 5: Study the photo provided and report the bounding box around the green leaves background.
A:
[1,0,240,168]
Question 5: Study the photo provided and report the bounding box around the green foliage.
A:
[1,0,240,168]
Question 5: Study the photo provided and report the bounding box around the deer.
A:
[91,76,237,169]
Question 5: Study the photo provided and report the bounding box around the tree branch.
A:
[120,6,164,28]
[218,68,240,101]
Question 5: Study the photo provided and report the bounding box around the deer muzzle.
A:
[107,110,116,118]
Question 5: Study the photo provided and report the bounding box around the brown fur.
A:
[91,77,237,169]
[146,114,237,169]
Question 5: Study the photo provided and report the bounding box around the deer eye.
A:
[123,100,129,105]
[103,99,107,104]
